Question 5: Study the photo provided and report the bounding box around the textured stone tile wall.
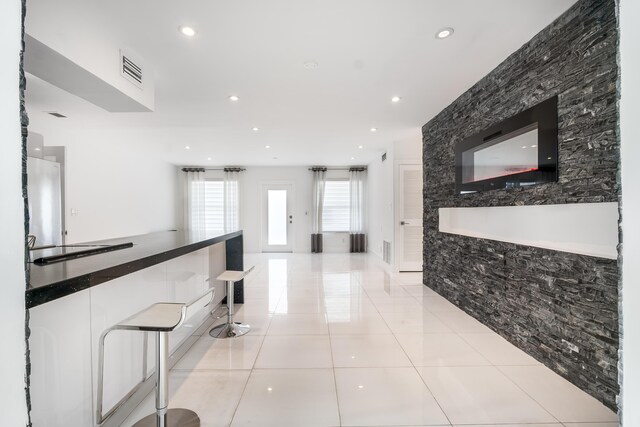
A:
[422,0,619,409]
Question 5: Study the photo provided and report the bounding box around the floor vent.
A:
[120,50,143,88]
[382,240,391,264]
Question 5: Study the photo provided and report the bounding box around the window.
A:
[203,180,224,233]
[323,180,350,232]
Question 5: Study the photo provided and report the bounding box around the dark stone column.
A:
[20,0,33,424]
[225,234,244,303]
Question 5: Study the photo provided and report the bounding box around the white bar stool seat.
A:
[209,266,254,338]
[96,289,214,427]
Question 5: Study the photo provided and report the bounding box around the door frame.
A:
[395,163,424,272]
[260,181,295,253]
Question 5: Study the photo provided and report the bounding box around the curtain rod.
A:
[307,167,368,171]
[182,167,246,172]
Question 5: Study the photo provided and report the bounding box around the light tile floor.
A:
[123,253,618,427]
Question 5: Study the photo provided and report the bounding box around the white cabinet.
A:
[165,247,209,349]
[29,288,93,427]
[28,243,227,427]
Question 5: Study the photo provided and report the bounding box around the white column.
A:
[0,0,29,425]
[621,0,640,424]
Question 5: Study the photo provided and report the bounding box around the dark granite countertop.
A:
[26,230,242,309]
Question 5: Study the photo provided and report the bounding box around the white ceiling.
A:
[24,0,577,166]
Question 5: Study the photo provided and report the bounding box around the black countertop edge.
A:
[26,230,242,309]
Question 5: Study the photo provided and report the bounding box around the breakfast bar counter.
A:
[26,229,244,308]
[27,229,244,427]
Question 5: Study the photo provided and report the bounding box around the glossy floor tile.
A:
[395,333,491,367]
[231,369,340,427]
[499,366,618,423]
[122,370,250,427]
[419,366,557,425]
[255,335,333,368]
[124,253,619,427]
[459,332,541,366]
[335,367,449,426]
[330,334,411,367]
[267,312,329,335]
[173,334,263,370]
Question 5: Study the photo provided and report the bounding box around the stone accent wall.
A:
[422,0,619,409]
[21,0,33,424]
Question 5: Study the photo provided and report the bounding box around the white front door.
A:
[262,183,294,252]
[397,164,423,272]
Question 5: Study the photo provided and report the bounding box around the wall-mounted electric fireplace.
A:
[455,96,558,193]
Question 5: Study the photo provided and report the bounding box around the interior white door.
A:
[397,164,423,272]
[262,183,293,252]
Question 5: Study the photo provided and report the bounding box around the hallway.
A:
[123,253,617,427]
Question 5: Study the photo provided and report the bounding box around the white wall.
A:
[242,167,351,253]
[29,126,179,243]
[367,135,423,269]
[242,167,313,253]
[181,166,350,254]
[26,0,154,111]
[368,145,395,260]
[0,1,29,425]
[620,0,640,424]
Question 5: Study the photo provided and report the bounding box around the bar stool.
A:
[96,289,214,427]
[209,266,254,338]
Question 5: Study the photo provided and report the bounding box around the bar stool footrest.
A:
[209,322,251,338]
[132,408,200,427]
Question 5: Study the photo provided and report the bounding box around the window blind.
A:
[203,180,224,233]
[323,180,350,232]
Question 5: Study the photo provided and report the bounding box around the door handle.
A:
[400,221,406,226]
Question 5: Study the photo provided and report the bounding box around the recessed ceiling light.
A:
[34,147,41,151]
[531,144,537,148]
[304,61,319,69]
[370,127,377,132]
[351,157,356,160]
[252,127,260,131]
[229,95,239,102]
[267,387,273,392]
[265,145,271,149]
[185,145,191,150]
[358,145,363,149]
[179,26,196,37]
[435,27,454,39]
[358,385,364,389]
[522,146,527,149]
[391,96,402,103]
[207,157,212,161]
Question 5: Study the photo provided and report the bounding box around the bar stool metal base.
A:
[209,321,251,338]
[132,408,200,427]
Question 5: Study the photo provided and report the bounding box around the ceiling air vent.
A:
[381,152,387,162]
[120,50,143,89]
[47,112,67,118]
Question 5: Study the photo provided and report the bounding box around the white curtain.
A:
[224,169,242,233]
[349,169,367,252]
[311,168,326,252]
[312,169,327,234]
[184,169,206,239]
